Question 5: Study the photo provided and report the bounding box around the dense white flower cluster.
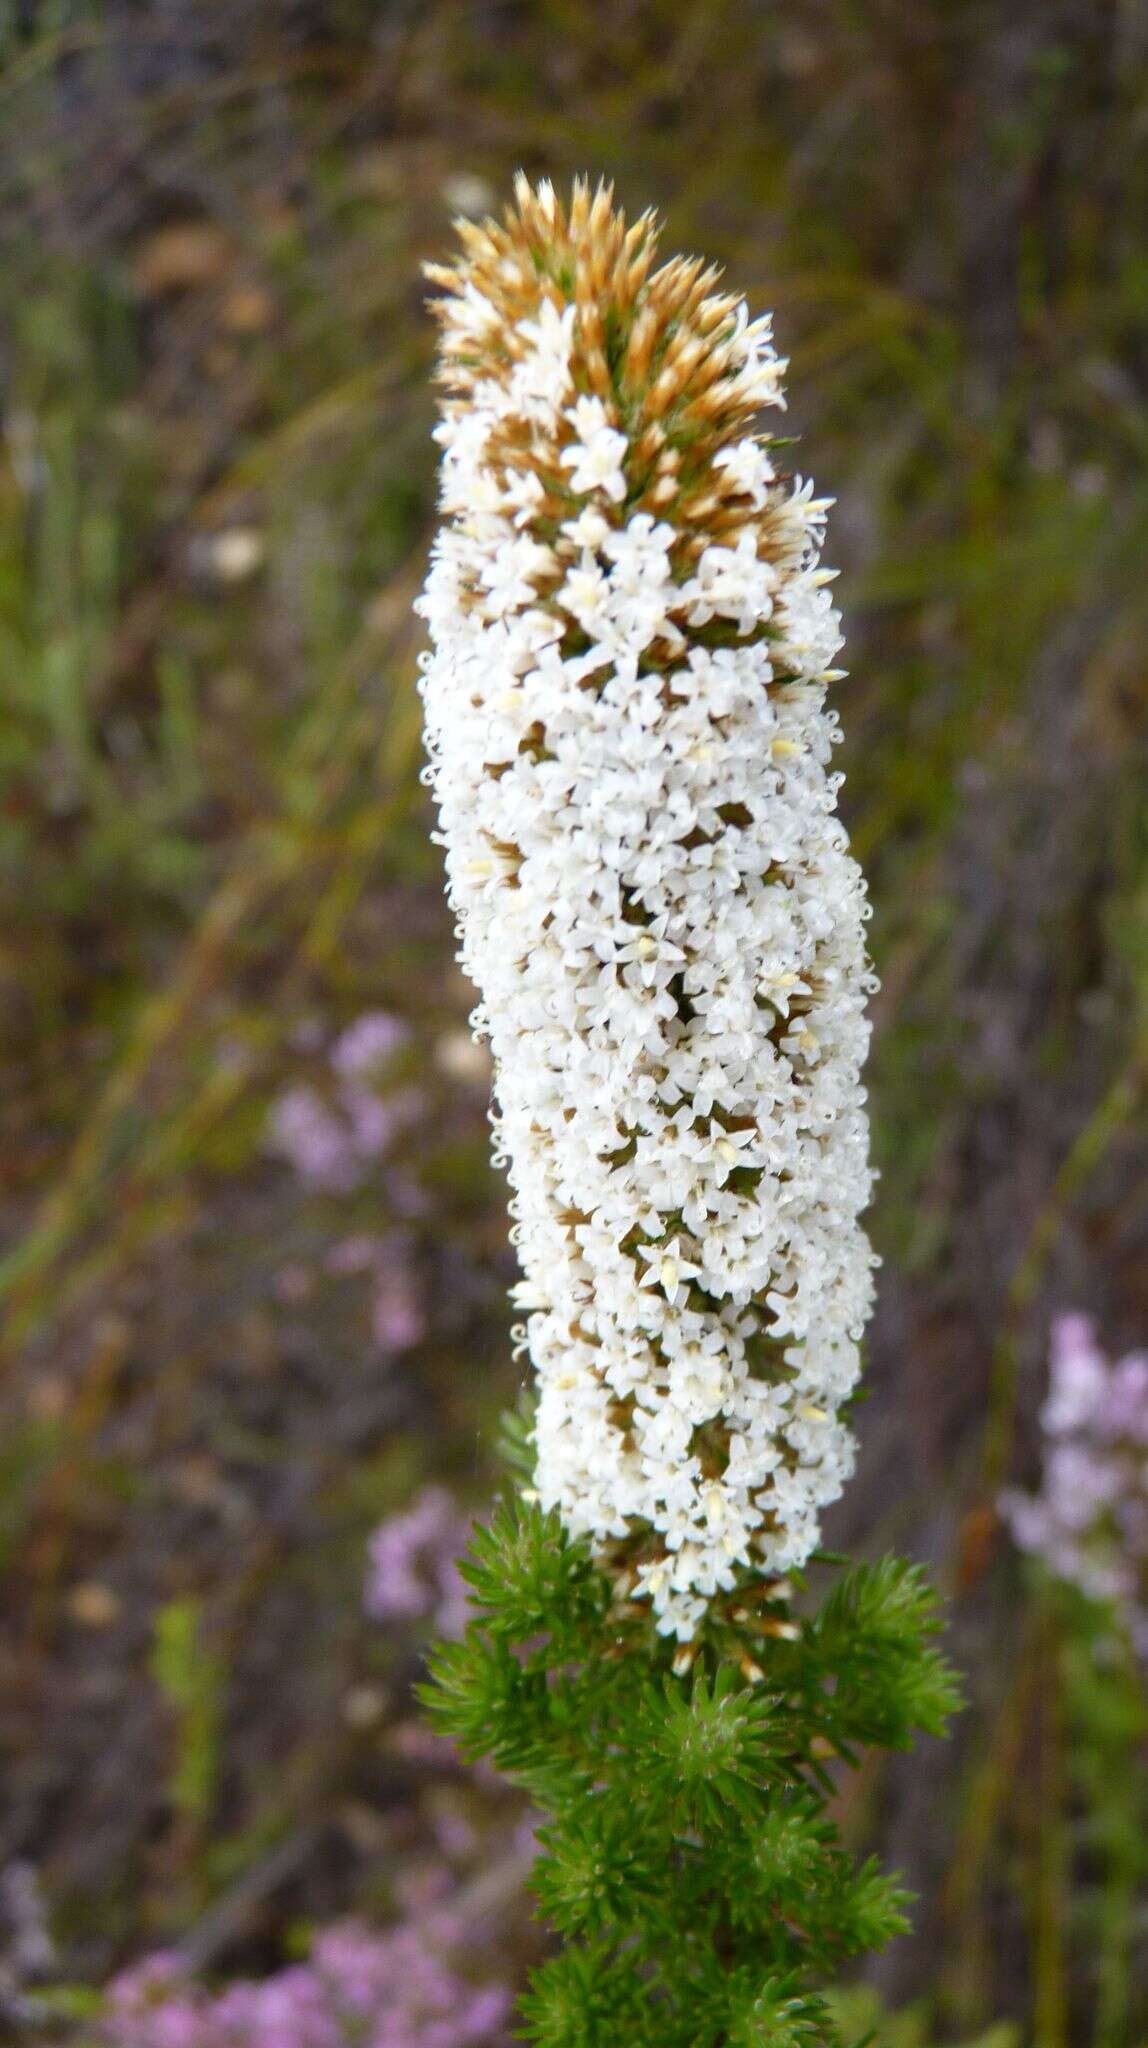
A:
[416,178,877,1638]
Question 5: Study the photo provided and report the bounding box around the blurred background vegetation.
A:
[0,1,1146,2041]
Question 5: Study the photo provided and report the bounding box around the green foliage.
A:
[428,1493,958,2046]
[457,1495,610,1647]
[0,1418,62,1568]
[151,1596,226,1827]
[805,1557,963,1753]
[1054,1589,1148,2048]
[517,1940,661,2048]
[826,1985,1019,2048]
[638,1663,787,1828]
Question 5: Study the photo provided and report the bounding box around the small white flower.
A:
[713,438,775,508]
[562,505,612,550]
[558,553,610,630]
[560,395,628,502]
[682,532,777,634]
[637,1236,699,1307]
[511,300,577,417]
[503,469,547,528]
[446,278,500,337]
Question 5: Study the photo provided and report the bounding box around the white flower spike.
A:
[416,175,877,1639]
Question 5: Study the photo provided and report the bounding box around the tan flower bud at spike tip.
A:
[416,177,877,1640]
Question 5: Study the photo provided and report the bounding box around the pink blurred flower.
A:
[331,1012,408,1080]
[1041,1313,1109,1436]
[371,1265,426,1354]
[1001,1314,1148,1642]
[269,1088,360,1193]
[323,1235,426,1354]
[326,1234,382,1276]
[104,1918,510,2048]
[366,1487,470,1638]
[104,1955,203,2048]
[267,1015,421,1194]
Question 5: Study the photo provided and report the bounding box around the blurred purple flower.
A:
[269,1088,360,1193]
[370,1263,427,1355]
[433,1807,480,1863]
[342,1084,398,1157]
[325,1234,426,1354]
[326,1234,382,1276]
[366,1487,470,1638]
[268,1016,421,1194]
[1001,1314,1148,1647]
[347,1087,425,1164]
[104,1955,202,2048]
[212,1965,342,2048]
[331,1012,408,1080]
[1103,1353,1148,1441]
[104,1917,511,2048]
[1040,1313,1110,1436]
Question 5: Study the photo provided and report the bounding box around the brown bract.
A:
[424,172,797,569]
